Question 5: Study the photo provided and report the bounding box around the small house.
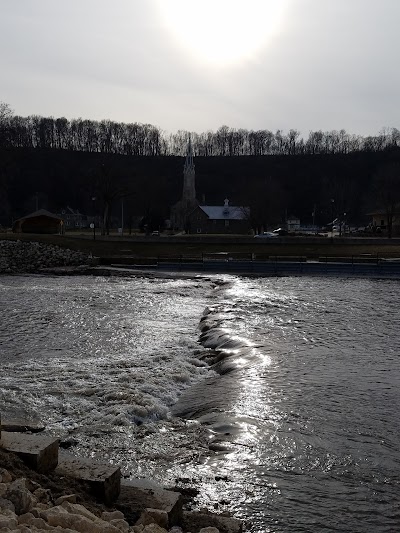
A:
[12,209,64,234]
[58,206,88,230]
[368,207,400,235]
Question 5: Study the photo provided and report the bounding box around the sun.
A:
[157,0,287,66]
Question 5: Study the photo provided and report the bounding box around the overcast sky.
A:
[1,0,399,136]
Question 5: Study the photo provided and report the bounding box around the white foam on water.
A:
[0,274,214,430]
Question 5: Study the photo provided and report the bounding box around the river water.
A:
[1,273,399,532]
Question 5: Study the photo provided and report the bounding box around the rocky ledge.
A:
[0,240,91,275]
[0,422,243,533]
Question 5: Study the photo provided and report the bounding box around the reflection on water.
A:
[174,276,400,532]
[1,274,400,532]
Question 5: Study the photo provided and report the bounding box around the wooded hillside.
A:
[0,104,399,230]
[1,146,399,230]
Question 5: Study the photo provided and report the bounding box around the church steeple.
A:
[182,135,196,203]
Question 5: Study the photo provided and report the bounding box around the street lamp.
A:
[330,199,335,240]
[121,197,124,237]
[312,203,316,233]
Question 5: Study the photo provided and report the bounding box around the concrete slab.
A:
[55,451,121,505]
[116,479,182,527]
[1,418,45,433]
[0,432,59,473]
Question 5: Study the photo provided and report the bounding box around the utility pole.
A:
[91,197,96,240]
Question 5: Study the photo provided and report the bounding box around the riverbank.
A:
[2,232,400,261]
[2,238,400,279]
[0,443,241,532]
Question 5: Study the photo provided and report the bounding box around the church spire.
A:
[182,134,196,203]
[184,134,195,174]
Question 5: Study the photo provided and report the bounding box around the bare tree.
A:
[0,102,13,146]
[90,163,128,235]
[0,102,12,122]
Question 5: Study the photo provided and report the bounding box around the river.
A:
[1,273,399,532]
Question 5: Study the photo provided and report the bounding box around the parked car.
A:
[151,230,160,236]
[273,228,288,236]
[254,232,278,239]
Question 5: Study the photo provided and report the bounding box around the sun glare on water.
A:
[158,0,287,66]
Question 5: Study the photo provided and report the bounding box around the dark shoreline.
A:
[49,263,400,280]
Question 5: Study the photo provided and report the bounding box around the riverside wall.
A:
[157,259,400,277]
[102,258,400,278]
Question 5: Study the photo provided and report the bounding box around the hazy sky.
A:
[1,0,399,135]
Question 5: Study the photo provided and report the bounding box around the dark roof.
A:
[367,209,386,216]
[368,202,400,216]
[61,206,83,215]
[199,205,249,220]
[15,209,63,222]
[367,206,400,216]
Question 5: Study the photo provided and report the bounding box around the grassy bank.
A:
[2,232,400,260]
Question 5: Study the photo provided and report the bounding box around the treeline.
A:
[1,112,400,157]
[1,103,400,233]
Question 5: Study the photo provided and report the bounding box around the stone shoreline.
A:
[0,240,92,275]
[0,240,201,280]
[0,419,243,533]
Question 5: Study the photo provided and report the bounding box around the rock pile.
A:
[0,468,151,532]
[0,241,90,274]
[0,465,235,533]
[0,424,243,533]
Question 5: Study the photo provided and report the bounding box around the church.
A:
[170,136,198,232]
[170,138,250,235]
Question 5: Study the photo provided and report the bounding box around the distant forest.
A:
[1,106,400,156]
[0,102,399,232]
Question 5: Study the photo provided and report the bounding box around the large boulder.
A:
[117,479,182,527]
[5,478,37,515]
[42,504,122,533]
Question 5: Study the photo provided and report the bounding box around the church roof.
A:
[199,205,248,220]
